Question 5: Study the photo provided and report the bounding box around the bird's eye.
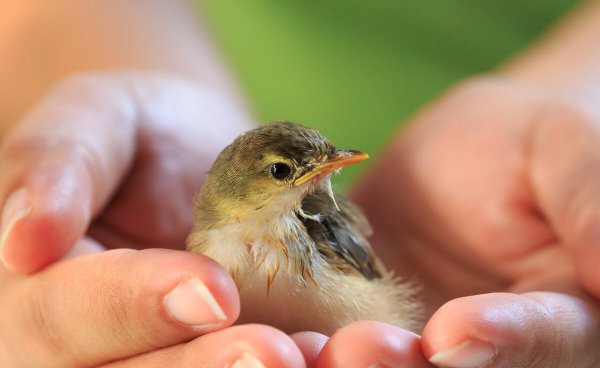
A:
[270,162,292,180]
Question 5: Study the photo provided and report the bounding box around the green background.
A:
[196,1,576,189]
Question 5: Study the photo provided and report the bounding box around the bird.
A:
[187,121,421,335]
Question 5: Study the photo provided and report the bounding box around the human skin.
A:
[0,2,429,367]
[352,1,600,366]
[0,1,317,367]
[0,73,432,367]
[354,77,600,367]
[2,1,600,368]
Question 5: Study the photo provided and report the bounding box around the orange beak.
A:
[294,150,369,186]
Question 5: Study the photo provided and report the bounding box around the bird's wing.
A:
[297,189,383,280]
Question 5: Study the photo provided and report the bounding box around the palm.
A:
[352,78,589,316]
[87,150,204,251]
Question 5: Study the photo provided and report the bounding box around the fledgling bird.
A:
[187,121,421,335]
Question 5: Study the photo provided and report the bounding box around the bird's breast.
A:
[187,213,421,335]
[188,213,325,288]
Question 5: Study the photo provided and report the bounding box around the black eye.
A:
[270,163,292,180]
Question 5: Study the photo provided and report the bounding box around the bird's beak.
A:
[294,150,369,186]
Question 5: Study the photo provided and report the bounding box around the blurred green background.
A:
[195,0,576,189]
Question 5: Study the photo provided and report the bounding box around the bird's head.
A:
[195,121,368,226]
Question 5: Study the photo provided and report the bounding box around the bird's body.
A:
[187,122,420,335]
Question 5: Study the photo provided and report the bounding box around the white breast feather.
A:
[188,205,421,335]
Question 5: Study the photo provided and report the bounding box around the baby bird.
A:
[187,121,420,335]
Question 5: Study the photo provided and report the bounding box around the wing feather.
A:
[296,188,382,279]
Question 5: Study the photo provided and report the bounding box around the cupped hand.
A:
[0,73,312,367]
[0,72,434,368]
[0,73,252,273]
[0,239,316,367]
[352,77,600,367]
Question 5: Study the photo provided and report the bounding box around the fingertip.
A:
[199,324,306,368]
[316,321,429,368]
[120,249,241,330]
[158,249,241,325]
[12,248,242,366]
[290,331,328,367]
[1,180,90,274]
[1,187,32,271]
[422,295,517,367]
[2,215,67,274]
[241,324,307,368]
[129,324,307,368]
[421,294,501,356]
[0,84,135,272]
[427,338,496,368]
[422,292,597,367]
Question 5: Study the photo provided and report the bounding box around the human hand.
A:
[0,74,312,367]
[0,73,253,273]
[0,73,436,368]
[351,77,600,367]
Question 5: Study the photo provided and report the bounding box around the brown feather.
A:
[297,186,382,280]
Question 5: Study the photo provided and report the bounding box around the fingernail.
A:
[1,188,32,267]
[164,277,227,327]
[429,339,496,368]
[230,353,266,368]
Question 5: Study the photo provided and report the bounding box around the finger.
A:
[1,248,239,367]
[529,107,600,298]
[0,75,137,273]
[423,292,600,368]
[85,75,252,252]
[101,324,306,368]
[290,331,328,367]
[0,74,251,273]
[315,321,434,368]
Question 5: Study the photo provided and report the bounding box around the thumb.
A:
[422,292,600,368]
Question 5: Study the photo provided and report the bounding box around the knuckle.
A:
[91,253,158,350]
[64,138,107,192]
[564,194,600,245]
[18,279,80,366]
[529,99,600,237]
[535,101,598,142]
[34,73,135,127]
[101,290,152,350]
